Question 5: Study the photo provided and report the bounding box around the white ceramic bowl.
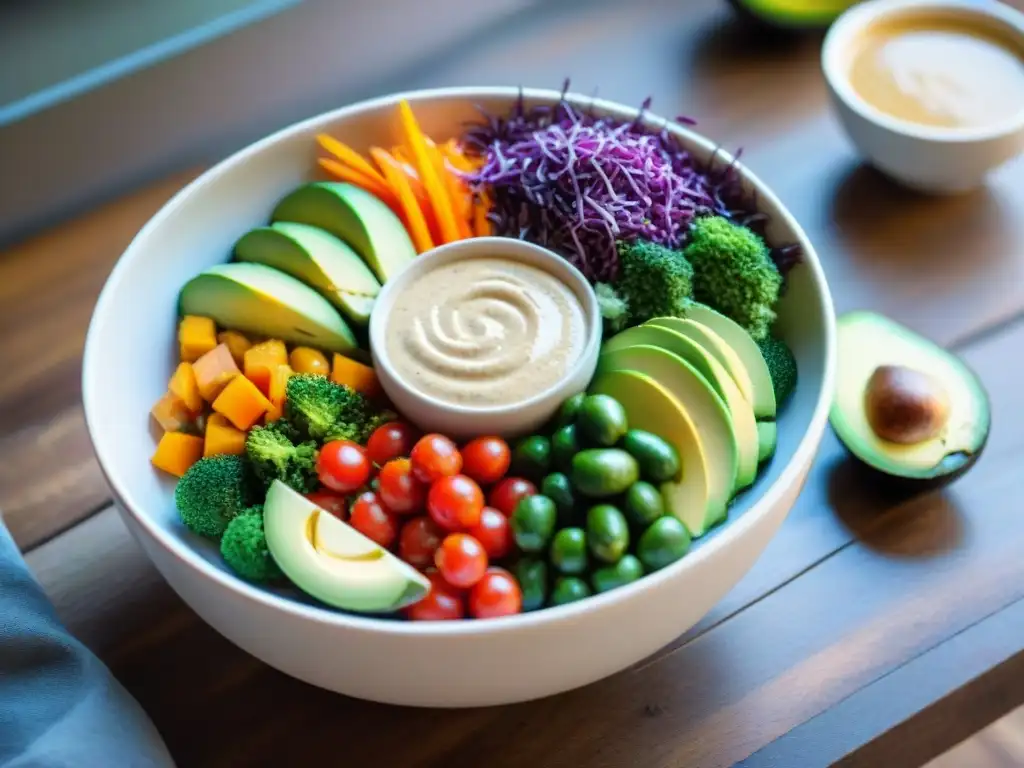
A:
[369,236,601,440]
[83,86,836,708]
[822,0,1024,194]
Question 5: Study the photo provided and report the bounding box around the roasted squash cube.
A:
[178,315,217,363]
[244,340,288,395]
[150,391,193,432]
[331,354,381,398]
[265,364,295,422]
[217,330,252,367]
[151,432,204,477]
[213,374,273,430]
[204,413,248,456]
[193,343,241,402]
[168,362,203,413]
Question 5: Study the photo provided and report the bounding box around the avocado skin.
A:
[725,0,853,30]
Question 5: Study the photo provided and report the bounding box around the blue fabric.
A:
[0,520,175,767]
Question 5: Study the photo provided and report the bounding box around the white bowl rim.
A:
[821,0,1024,144]
[83,84,837,638]
[368,235,602,417]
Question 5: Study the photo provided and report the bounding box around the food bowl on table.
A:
[82,86,837,708]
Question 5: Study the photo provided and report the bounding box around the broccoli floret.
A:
[683,216,782,341]
[286,373,392,445]
[220,508,283,583]
[594,282,630,334]
[757,336,798,406]
[325,408,396,445]
[612,239,694,324]
[174,455,256,539]
[246,421,319,493]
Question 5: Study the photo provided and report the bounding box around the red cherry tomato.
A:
[348,491,398,548]
[317,440,372,493]
[377,458,426,515]
[488,477,538,517]
[427,474,484,531]
[404,570,465,621]
[461,436,511,485]
[469,567,523,619]
[304,491,347,520]
[435,533,488,588]
[467,506,513,559]
[410,434,463,483]
[366,422,419,466]
[398,516,445,569]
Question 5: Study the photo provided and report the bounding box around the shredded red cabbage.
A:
[460,82,801,282]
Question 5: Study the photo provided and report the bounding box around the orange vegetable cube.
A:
[151,432,204,477]
[266,364,295,423]
[244,340,288,395]
[150,391,194,432]
[331,354,381,398]
[168,362,203,413]
[217,330,252,367]
[289,347,330,376]
[204,413,248,457]
[178,315,218,363]
[212,374,273,430]
[193,343,241,402]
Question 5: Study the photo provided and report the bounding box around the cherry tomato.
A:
[304,490,347,520]
[378,458,426,515]
[404,570,465,621]
[427,474,484,531]
[488,477,538,517]
[467,506,514,559]
[347,491,398,548]
[366,422,418,466]
[469,567,523,619]
[317,440,372,493]
[398,516,445,569]
[410,434,463,484]
[461,436,511,485]
[435,534,488,588]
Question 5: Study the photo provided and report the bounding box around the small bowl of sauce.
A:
[823,0,1024,193]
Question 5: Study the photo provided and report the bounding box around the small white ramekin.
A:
[822,0,1024,194]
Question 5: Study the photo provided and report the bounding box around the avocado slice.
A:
[757,421,777,464]
[598,345,739,528]
[179,262,359,353]
[830,311,990,485]
[264,480,429,613]
[233,222,381,326]
[728,0,856,30]
[603,324,759,489]
[674,305,779,419]
[271,182,416,284]
[589,369,716,538]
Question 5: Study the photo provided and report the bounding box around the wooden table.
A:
[4,2,1024,765]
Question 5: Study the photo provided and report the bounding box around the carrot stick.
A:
[473,192,493,237]
[398,100,461,244]
[370,147,434,254]
[378,148,441,244]
[317,158,401,212]
[428,144,471,239]
[316,135,388,186]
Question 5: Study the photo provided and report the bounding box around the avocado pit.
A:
[864,364,951,445]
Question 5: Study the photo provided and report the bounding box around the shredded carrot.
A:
[316,134,388,185]
[473,191,493,237]
[391,146,412,165]
[370,147,435,254]
[398,100,461,244]
[316,158,403,214]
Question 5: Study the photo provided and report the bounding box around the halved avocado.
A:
[757,421,777,464]
[588,369,718,538]
[264,480,429,613]
[233,222,381,326]
[178,262,359,353]
[830,311,990,486]
[603,324,759,489]
[271,182,416,284]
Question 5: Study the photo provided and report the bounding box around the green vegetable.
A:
[591,554,644,593]
[682,215,782,341]
[511,495,558,553]
[586,504,630,564]
[550,576,592,606]
[637,516,691,571]
[515,558,549,611]
[571,449,639,497]
[549,527,588,575]
[554,392,586,428]
[174,454,257,539]
[600,239,695,327]
[551,424,582,471]
[512,436,552,481]
[623,481,666,527]
[541,472,576,526]
[757,336,798,406]
[285,373,392,444]
[220,508,283,582]
[576,394,629,446]
[595,282,630,334]
[621,429,680,482]
[245,421,319,493]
